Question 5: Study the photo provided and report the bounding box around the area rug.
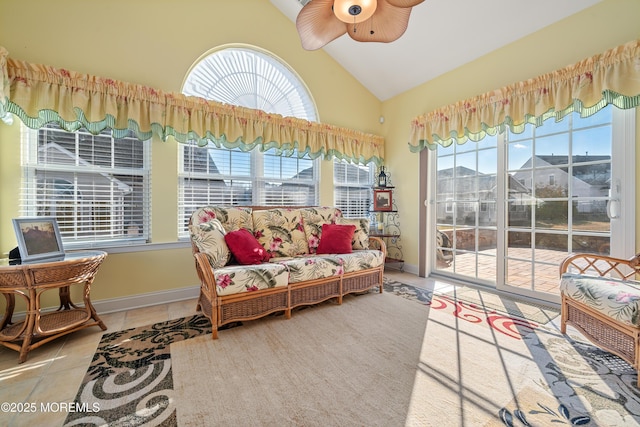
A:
[64,281,640,426]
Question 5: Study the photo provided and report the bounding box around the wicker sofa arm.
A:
[368,236,387,260]
[559,252,640,280]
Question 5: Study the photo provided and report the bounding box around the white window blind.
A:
[333,160,373,218]
[178,46,319,237]
[178,143,318,237]
[21,123,151,248]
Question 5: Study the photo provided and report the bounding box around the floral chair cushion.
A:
[252,209,309,257]
[213,263,289,296]
[560,273,640,327]
[300,207,342,254]
[190,206,253,233]
[336,217,370,250]
[189,219,230,269]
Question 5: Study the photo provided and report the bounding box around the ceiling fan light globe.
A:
[333,0,377,24]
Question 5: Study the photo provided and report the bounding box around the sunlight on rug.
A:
[63,280,640,426]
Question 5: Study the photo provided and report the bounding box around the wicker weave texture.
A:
[343,270,381,294]
[220,292,288,323]
[567,303,636,363]
[290,279,341,307]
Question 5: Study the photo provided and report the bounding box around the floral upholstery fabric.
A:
[300,207,342,254]
[560,273,640,327]
[190,206,253,233]
[213,263,289,296]
[189,219,230,268]
[332,250,385,273]
[252,209,309,257]
[336,217,370,250]
[273,256,344,284]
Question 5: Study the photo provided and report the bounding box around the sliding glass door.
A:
[431,106,635,303]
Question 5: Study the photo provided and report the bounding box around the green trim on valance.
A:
[0,47,384,166]
[408,39,640,152]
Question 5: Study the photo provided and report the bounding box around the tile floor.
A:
[0,270,503,426]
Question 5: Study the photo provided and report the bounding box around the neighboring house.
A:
[436,154,611,226]
[436,166,533,226]
[512,155,611,214]
[36,142,135,237]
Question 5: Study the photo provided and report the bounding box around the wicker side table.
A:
[0,250,107,363]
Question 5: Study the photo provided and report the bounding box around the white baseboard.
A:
[385,262,418,275]
[93,285,200,315]
[8,285,201,322]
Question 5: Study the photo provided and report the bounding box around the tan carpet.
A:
[171,290,640,426]
[171,292,428,426]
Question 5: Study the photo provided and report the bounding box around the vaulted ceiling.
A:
[270,0,602,101]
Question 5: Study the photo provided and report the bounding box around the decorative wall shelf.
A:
[370,167,403,270]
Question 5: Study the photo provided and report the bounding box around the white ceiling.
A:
[270,0,602,101]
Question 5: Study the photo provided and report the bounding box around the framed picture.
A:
[373,189,393,211]
[12,217,65,263]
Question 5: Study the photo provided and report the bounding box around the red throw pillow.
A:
[316,224,356,255]
[224,229,270,265]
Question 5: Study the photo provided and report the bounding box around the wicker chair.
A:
[559,252,640,386]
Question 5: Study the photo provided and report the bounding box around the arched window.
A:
[178,45,319,236]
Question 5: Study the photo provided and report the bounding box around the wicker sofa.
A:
[189,206,387,338]
[559,252,640,386]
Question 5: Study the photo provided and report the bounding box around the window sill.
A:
[66,241,191,255]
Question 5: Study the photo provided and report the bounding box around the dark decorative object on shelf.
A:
[377,166,388,187]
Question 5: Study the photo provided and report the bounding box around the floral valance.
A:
[409,39,640,151]
[0,46,384,165]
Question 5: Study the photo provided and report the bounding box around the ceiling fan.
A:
[296,0,425,51]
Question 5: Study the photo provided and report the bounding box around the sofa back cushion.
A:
[190,206,254,233]
[300,207,342,253]
[336,217,370,250]
[252,208,309,257]
[189,218,231,269]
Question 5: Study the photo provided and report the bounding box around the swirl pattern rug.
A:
[64,281,640,426]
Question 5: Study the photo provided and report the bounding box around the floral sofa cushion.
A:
[300,207,342,254]
[191,206,253,233]
[560,273,640,327]
[272,256,344,284]
[213,263,289,296]
[336,217,370,250]
[189,218,231,269]
[252,208,309,257]
[332,250,385,273]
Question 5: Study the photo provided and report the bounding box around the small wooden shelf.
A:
[371,210,398,213]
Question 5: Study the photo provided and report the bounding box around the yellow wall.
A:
[0,0,639,305]
[382,0,640,268]
[0,0,382,303]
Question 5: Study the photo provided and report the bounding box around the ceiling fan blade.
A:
[347,0,412,43]
[386,0,425,7]
[296,0,348,50]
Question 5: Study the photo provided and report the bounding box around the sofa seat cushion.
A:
[191,206,254,233]
[213,263,289,296]
[300,207,342,253]
[273,256,344,284]
[331,250,385,273]
[252,208,309,257]
[560,273,640,327]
